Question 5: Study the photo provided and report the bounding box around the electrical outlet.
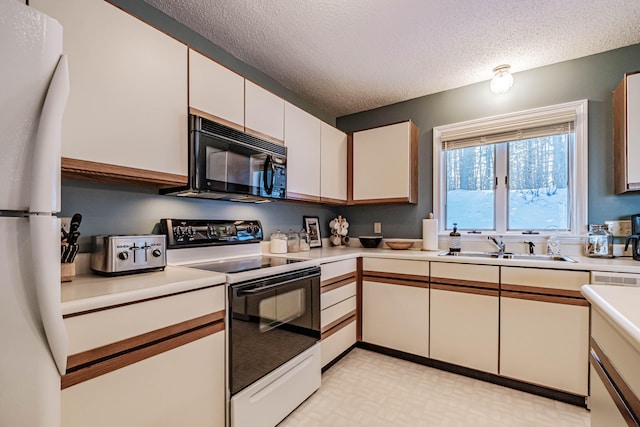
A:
[605,220,632,237]
[374,222,382,234]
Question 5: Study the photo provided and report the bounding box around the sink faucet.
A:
[488,236,506,254]
[524,241,536,255]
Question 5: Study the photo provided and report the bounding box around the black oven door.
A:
[229,267,320,395]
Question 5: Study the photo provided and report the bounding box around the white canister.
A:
[270,230,287,254]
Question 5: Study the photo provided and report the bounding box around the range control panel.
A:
[160,219,263,248]
[91,235,166,275]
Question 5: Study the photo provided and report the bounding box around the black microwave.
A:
[162,115,287,202]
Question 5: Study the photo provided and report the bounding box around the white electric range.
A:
[161,219,321,427]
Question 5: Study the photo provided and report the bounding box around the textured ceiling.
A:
[144,0,640,117]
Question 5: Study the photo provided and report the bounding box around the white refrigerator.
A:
[0,0,70,426]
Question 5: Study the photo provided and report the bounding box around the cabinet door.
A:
[430,262,499,373]
[430,288,499,374]
[284,102,321,201]
[245,80,284,143]
[590,364,629,427]
[627,73,640,186]
[362,281,429,357]
[500,296,589,395]
[62,331,225,427]
[188,48,244,130]
[32,0,188,176]
[352,121,418,204]
[320,122,348,204]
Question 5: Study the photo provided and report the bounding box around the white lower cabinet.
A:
[62,331,225,427]
[361,258,429,357]
[362,280,429,357]
[500,266,590,396]
[430,289,499,373]
[500,296,589,395]
[429,262,499,374]
[61,285,226,427]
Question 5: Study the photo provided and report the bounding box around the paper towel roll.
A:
[422,219,439,251]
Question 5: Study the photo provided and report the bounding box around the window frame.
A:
[433,100,588,237]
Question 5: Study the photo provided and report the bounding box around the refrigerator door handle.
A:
[30,54,69,214]
[31,215,68,375]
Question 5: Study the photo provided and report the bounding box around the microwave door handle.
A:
[263,155,275,195]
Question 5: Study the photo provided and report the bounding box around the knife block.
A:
[61,262,76,282]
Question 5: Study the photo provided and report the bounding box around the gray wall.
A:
[63,0,640,248]
[337,44,640,238]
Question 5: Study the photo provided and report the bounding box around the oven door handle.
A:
[236,274,317,295]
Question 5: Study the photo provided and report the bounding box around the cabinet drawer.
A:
[501,267,589,293]
[431,262,498,283]
[321,296,356,330]
[64,285,225,355]
[321,258,357,282]
[363,258,428,277]
[321,282,356,310]
[321,319,356,367]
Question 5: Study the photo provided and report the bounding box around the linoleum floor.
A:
[279,348,590,427]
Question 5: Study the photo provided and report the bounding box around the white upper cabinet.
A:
[614,71,640,193]
[245,81,285,143]
[188,48,244,131]
[320,123,348,204]
[351,120,418,204]
[284,102,321,201]
[31,0,188,177]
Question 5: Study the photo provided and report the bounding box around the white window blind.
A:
[441,110,576,150]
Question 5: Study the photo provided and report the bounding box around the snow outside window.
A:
[433,100,588,236]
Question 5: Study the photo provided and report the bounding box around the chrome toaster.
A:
[91,235,166,275]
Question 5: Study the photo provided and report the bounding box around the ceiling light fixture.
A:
[490,64,513,94]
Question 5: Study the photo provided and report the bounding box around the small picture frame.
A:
[303,216,322,248]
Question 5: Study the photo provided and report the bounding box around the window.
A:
[433,100,588,236]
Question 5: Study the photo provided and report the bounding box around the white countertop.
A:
[61,265,226,316]
[280,245,640,273]
[63,244,640,316]
[582,284,640,353]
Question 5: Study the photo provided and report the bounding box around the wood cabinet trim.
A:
[245,126,284,145]
[188,106,244,132]
[322,271,357,287]
[356,257,363,341]
[430,276,499,291]
[431,283,499,297]
[285,192,322,203]
[66,310,224,372]
[591,338,640,425]
[320,196,347,205]
[321,275,356,293]
[351,197,412,205]
[62,318,224,389]
[501,290,589,306]
[321,310,357,336]
[363,273,429,289]
[61,157,187,189]
[501,283,583,298]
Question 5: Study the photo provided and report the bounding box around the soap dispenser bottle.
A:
[449,223,461,253]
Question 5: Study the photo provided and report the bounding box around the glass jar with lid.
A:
[287,229,300,253]
[299,228,310,251]
[585,224,613,258]
[270,229,287,254]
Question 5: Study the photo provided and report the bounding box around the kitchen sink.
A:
[438,251,577,263]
